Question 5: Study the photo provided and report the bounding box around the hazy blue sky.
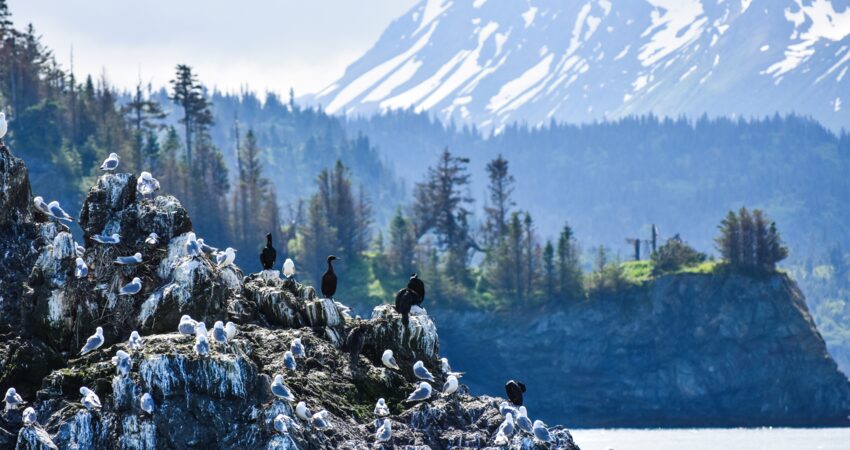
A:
[8,0,418,95]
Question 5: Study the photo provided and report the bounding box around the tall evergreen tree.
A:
[170,64,212,168]
[483,154,514,245]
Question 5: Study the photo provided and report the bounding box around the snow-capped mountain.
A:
[310,0,850,131]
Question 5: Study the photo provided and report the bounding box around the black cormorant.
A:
[505,379,526,406]
[321,255,339,299]
[407,273,425,305]
[260,233,277,270]
[394,288,416,328]
[344,323,369,363]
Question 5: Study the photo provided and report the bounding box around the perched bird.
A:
[140,393,155,415]
[80,327,104,355]
[212,321,228,347]
[47,201,73,222]
[4,388,24,411]
[532,420,551,442]
[178,315,198,336]
[225,321,237,341]
[394,288,416,329]
[321,255,339,299]
[408,273,425,305]
[375,418,392,443]
[373,398,389,417]
[119,277,143,295]
[75,242,85,258]
[271,374,296,402]
[185,233,202,257]
[516,406,533,434]
[282,258,295,278]
[405,382,432,402]
[33,196,51,216]
[0,112,7,141]
[498,412,516,438]
[505,380,526,406]
[194,333,209,356]
[79,387,102,410]
[413,361,435,382]
[311,410,331,430]
[111,350,132,376]
[144,232,159,246]
[75,257,89,278]
[100,153,120,171]
[198,238,218,255]
[195,322,208,338]
[274,414,300,434]
[115,252,142,265]
[344,323,369,363]
[443,375,459,396]
[499,401,519,418]
[91,233,120,245]
[128,331,144,352]
[441,357,464,378]
[260,233,276,270]
[217,247,236,268]
[295,401,312,421]
[22,407,37,427]
[283,351,297,371]
[136,171,160,197]
[381,349,400,370]
[290,338,305,358]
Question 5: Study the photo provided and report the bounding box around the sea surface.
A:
[570,428,850,450]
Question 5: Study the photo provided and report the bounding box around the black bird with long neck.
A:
[321,255,339,299]
[408,273,425,306]
[260,233,276,270]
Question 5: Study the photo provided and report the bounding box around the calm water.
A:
[570,428,850,450]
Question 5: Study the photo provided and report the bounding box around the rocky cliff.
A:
[435,272,850,427]
[0,144,578,449]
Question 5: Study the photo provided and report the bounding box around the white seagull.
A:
[375,418,392,443]
[119,277,143,295]
[290,338,305,358]
[4,388,24,411]
[47,201,73,222]
[440,357,464,378]
[374,398,389,417]
[100,153,120,171]
[79,387,102,410]
[532,420,551,442]
[499,401,519,418]
[443,374,459,396]
[115,252,142,265]
[185,232,201,257]
[178,315,198,336]
[381,349,400,370]
[91,233,120,244]
[194,333,209,356]
[32,196,50,215]
[516,406,533,434]
[195,322,208,338]
[217,247,236,268]
[136,171,160,197]
[212,321,228,346]
[22,407,36,427]
[271,374,296,402]
[274,414,300,434]
[111,350,132,376]
[311,410,331,430]
[75,257,88,278]
[197,238,218,255]
[144,232,159,246]
[295,401,312,421]
[140,392,155,415]
[225,321,237,341]
[283,351,297,371]
[80,327,104,355]
[413,361,435,382]
[405,382,432,402]
[282,258,295,278]
[128,331,144,352]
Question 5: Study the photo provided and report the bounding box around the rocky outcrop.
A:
[435,272,850,427]
[0,145,578,449]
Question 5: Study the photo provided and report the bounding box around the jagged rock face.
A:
[435,272,850,427]
[363,304,440,379]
